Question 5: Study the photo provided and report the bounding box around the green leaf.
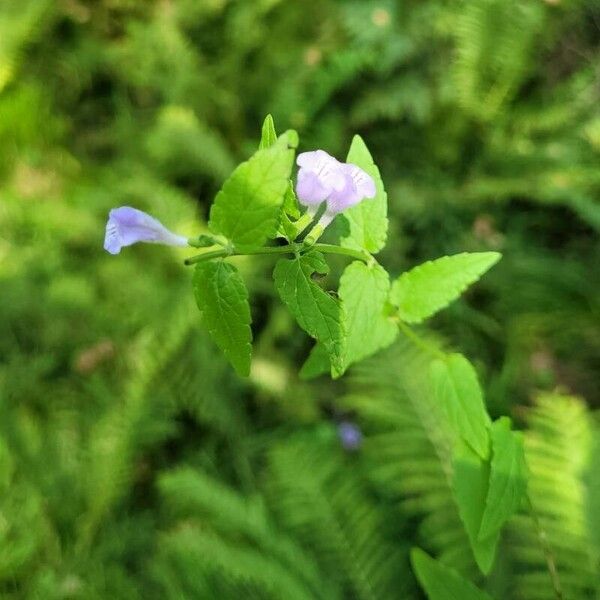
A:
[299,343,330,379]
[209,131,297,249]
[451,443,499,575]
[193,260,252,377]
[300,261,397,377]
[339,135,388,254]
[390,252,501,323]
[273,252,345,377]
[277,185,301,240]
[259,114,277,149]
[478,417,527,540]
[339,261,397,371]
[430,353,491,460]
[411,548,494,600]
[283,182,301,218]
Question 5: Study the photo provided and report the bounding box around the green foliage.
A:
[390,253,502,324]
[155,468,332,599]
[193,260,253,377]
[264,432,410,599]
[341,339,479,577]
[302,261,397,377]
[339,135,388,254]
[260,114,278,150]
[0,0,598,598]
[452,442,500,574]
[273,252,345,377]
[479,418,527,541]
[507,393,600,599]
[430,353,491,460]
[338,261,397,371]
[411,548,494,600]
[209,132,297,249]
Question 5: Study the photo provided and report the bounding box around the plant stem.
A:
[243,245,300,255]
[292,213,314,237]
[304,222,326,246]
[184,248,230,265]
[184,242,372,266]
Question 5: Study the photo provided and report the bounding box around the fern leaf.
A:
[507,393,599,599]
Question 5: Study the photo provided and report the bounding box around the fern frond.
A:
[507,392,600,599]
[155,467,336,600]
[453,0,546,119]
[265,427,414,600]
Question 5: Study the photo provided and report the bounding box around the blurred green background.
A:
[0,0,599,598]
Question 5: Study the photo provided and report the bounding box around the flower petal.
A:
[296,149,333,170]
[345,163,376,198]
[296,150,346,208]
[324,163,376,215]
[296,170,330,205]
[104,206,187,254]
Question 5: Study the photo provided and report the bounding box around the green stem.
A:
[184,242,372,266]
[303,223,325,246]
[396,319,446,360]
[243,245,300,255]
[184,248,230,265]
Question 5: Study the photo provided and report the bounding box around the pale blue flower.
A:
[325,163,377,215]
[295,150,376,227]
[338,421,363,451]
[296,150,346,207]
[104,206,188,255]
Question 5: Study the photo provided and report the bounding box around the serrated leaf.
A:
[339,135,388,254]
[478,417,527,540]
[193,260,252,377]
[273,252,344,377]
[209,131,297,249]
[390,252,501,323]
[259,114,277,149]
[430,353,491,459]
[283,182,301,218]
[277,185,301,240]
[339,261,397,371]
[451,443,499,575]
[411,548,494,600]
[300,261,397,378]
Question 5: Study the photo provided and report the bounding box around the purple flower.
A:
[338,421,363,451]
[296,150,346,207]
[295,150,376,227]
[104,207,188,255]
[325,163,377,215]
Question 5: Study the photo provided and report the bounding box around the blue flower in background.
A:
[338,421,363,452]
[104,206,188,254]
